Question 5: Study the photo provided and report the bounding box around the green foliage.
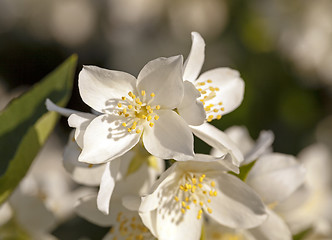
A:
[235,161,256,181]
[0,55,77,205]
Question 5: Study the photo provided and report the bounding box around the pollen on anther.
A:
[207,208,213,214]
[122,96,126,100]
[174,196,179,202]
[136,129,141,134]
[211,181,216,187]
[181,209,186,214]
[141,90,146,96]
[149,122,154,127]
[154,115,159,120]
[150,93,155,97]
[155,105,160,110]
[122,123,127,127]
[117,103,122,107]
[147,115,152,121]
[207,79,212,83]
[128,105,133,109]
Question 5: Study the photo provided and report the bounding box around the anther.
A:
[149,122,154,127]
[154,115,159,120]
[122,123,127,127]
[150,93,155,97]
[118,103,122,107]
[141,90,146,96]
[155,105,160,110]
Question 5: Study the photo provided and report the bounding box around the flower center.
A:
[195,79,224,122]
[110,212,155,240]
[117,90,160,133]
[173,173,218,220]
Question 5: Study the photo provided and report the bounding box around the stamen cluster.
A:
[117,90,160,133]
[196,79,225,122]
[174,173,218,220]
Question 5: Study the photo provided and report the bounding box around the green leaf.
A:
[0,55,77,205]
[230,160,256,181]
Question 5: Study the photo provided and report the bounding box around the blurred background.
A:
[0,0,332,238]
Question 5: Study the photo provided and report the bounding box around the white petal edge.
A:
[246,153,306,204]
[97,159,121,215]
[190,122,243,166]
[79,114,141,164]
[75,194,114,227]
[249,208,292,240]
[79,65,137,113]
[68,112,95,149]
[177,81,206,126]
[45,99,80,117]
[208,173,267,229]
[196,68,245,116]
[243,130,275,165]
[183,32,205,83]
[142,109,194,161]
[63,131,106,186]
[137,55,184,109]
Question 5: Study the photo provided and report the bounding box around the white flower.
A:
[179,32,246,166]
[276,144,332,236]
[62,127,164,215]
[244,153,306,240]
[139,155,267,240]
[72,55,198,164]
[75,151,162,240]
[76,194,156,240]
[182,32,245,122]
[211,126,275,166]
[204,220,256,240]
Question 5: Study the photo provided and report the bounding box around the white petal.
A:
[208,173,267,229]
[243,130,274,165]
[0,202,12,226]
[249,209,292,240]
[246,153,306,204]
[79,65,136,113]
[137,56,184,109]
[122,196,141,211]
[63,131,106,186]
[143,109,194,160]
[139,164,179,213]
[68,112,95,148]
[45,99,80,117]
[190,123,243,166]
[177,81,206,126]
[177,155,239,174]
[183,32,205,83]
[79,114,141,164]
[97,159,121,215]
[196,68,244,116]
[10,190,56,233]
[155,202,202,240]
[75,194,114,227]
[224,126,255,155]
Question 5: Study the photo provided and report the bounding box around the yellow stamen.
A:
[154,115,159,120]
[155,105,160,110]
[117,103,122,107]
[149,122,154,127]
[141,90,146,96]
[150,93,155,97]
[122,123,127,127]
